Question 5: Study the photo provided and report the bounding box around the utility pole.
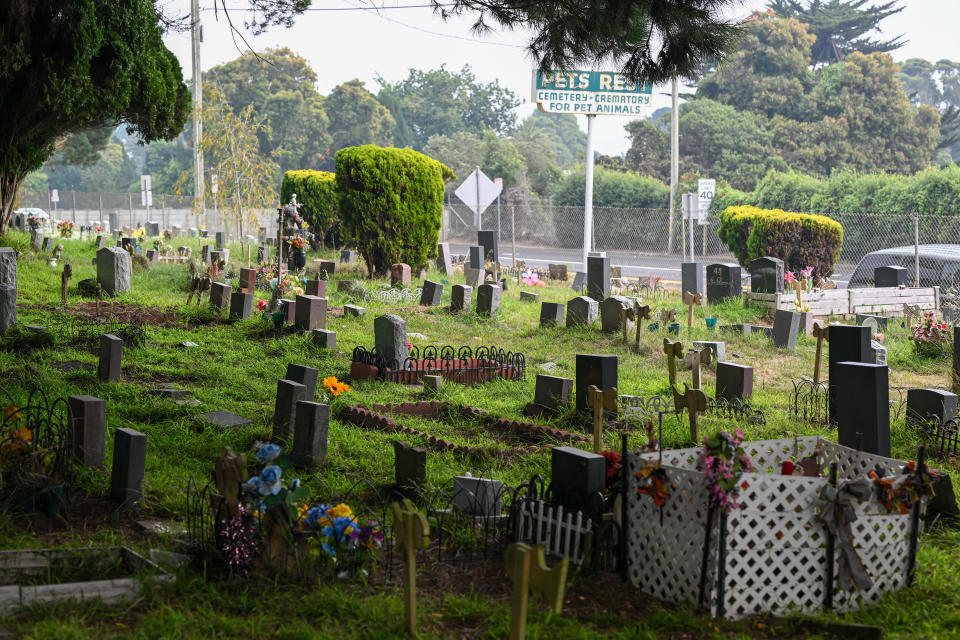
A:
[191,0,204,226]
[669,77,679,257]
[582,113,596,269]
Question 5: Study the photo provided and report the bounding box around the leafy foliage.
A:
[280,170,339,245]
[335,146,453,276]
[326,80,395,162]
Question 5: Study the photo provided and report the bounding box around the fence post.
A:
[71,190,76,223]
[128,192,134,227]
[914,211,920,287]
[511,205,518,279]
[98,193,102,225]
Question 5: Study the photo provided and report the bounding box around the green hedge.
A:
[335,145,454,277]
[718,205,844,278]
[280,170,339,246]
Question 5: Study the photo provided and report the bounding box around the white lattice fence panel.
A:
[819,441,906,480]
[833,513,911,612]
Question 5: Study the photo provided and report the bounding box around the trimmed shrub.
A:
[336,145,454,277]
[280,170,339,246]
[718,205,844,278]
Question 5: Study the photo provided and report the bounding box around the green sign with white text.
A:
[532,70,653,115]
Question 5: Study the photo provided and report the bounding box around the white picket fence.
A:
[514,499,593,565]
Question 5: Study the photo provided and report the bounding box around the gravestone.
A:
[295,295,327,331]
[476,283,501,316]
[31,230,42,249]
[120,237,135,253]
[312,329,337,349]
[716,362,753,402]
[835,362,889,456]
[375,314,409,364]
[11,211,25,231]
[478,230,499,263]
[209,249,227,265]
[706,263,742,305]
[390,263,411,287]
[875,265,909,287]
[145,250,159,263]
[422,375,443,392]
[955,326,960,388]
[463,267,485,287]
[572,271,586,292]
[586,255,610,301]
[257,246,270,263]
[519,291,539,302]
[420,280,443,306]
[209,282,231,311]
[98,334,123,382]
[318,260,336,276]
[575,354,617,415]
[305,279,328,298]
[172,225,182,237]
[96,247,131,295]
[201,245,211,263]
[146,221,160,237]
[468,245,483,269]
[539,302,565,327]
[111,428,147,506]
[229,291,253,320]
[692,340,726,362]
[436,242,453,275]
[215,231,226,249]
[273,379,307,441]
[749,256,785,294]
[0,283,15,335]
[599,296,631,333]
[828,324,871,424]
[340,250,356,264]
[534,374,574,411]
[871,340,887,366]
[394,440,427,491]
[239,268,257,293]
[344,304,365,317]
[452,475,502,516]
[566,296,598,327]
[548,264,567,280]
[108,212,119,233]
[291,401,330,469]
[67,395,106,467]
[551,446,605,512]
[772,310,801,350]
[285,363,320,399]
[0,246,16,291]
[681,263,703,296]
[281,299,297,324]
[451,285,472,312]
[39,237,52,252]
[856,314,888,330]
[95,235,106,249]
[202,410,252,428]
[906,389,958,430]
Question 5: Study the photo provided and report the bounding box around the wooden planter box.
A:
[747,287,939,318]
[0,547,169,615]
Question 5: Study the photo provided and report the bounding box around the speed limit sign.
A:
[697,179,715,225]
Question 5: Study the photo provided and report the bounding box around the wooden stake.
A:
[683,291,702,330]
[587,385,618,452]
[812,322,829,384]
[506,543,568,640]
[620,306,634,344]
[689,347,712,390]
[392,499,430,636]
[684,386,708,443]
[634,303,651,348]
[663,338,684,389]
[60,263,72,304]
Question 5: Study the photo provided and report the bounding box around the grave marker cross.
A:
[634,303,651,347]
[813,322,829,384]
[505,542,568,640]
[392,498,430,636]
[683,291,702,330]
[587,385,618,452]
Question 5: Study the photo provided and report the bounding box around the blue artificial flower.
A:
[242,476,262,493]
[256,443,282,464]
[289,478,301,490]
[304,506,326,530]
[322,541,337,557]
[260,465,282,485]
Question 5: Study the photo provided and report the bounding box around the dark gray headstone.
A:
[566,296,598,327]
[375,314,409,364]
[468,245,483,269]
[145,221,160,237]
[340,249,356,264]
[394,440,427,490]
[108,212,119,232]
[0,246,16,291]
[828,324,871,424]
[575,353,617,415]
[551,446,605,512]
[201,245,211,263]
[451,285,472,312]
[572,272,586,292]
[476,283,501,316]
[42,237,55,252]
[285,363,319,399]
[273,379,307,441]
[295,294,327,332]
[681,262,703,297]
[280,299,296,324]
[586,255,610,301]
[706,263,742,305]
[98,334,123,382]
[871,340,887,366]
[748,256,785,294]
[599,296,631,334]
[534,374,574,410]
[452,475,502,516]
[209,282,231,311]
[856,314,888,330]
[716,362,753,402]
[772,309,801,350]
[146,250,159,263]
[906,389,958,430]
[835,361,889,456]
[96,247,131,295]
[291,401,330,469]
[343,304,365,317]
[120,237,135,253]
[95,235,106,249]
[68,395,106,468]
[110,428,146,506]
[928,471,959,523]
[463,267,485,288]
[436,242,453,276]
[519,291,539,302]
[319,260,336,276]
[0,283,15,336]
[420,280,443,306]
[201,410,252,427]
[229,292,253,320]
[312,329,337,349]
[874,265,909,287]
[215,231,226,249]
[539,302,565,327]
[478,230,498,263]
[257,246,270,263]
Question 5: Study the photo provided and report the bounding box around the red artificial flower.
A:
[600,450,622,481]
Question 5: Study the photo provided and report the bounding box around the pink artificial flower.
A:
[784,271,796,284]
[407,341,413,349]
[800,266,814,279]
[257,299,267,310]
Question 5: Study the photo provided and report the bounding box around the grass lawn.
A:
[0,230,958,640]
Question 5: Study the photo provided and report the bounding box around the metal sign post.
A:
[494,177,503,256]
[583,114,596,267]
[697,178,715,256]
[454,167,502,232]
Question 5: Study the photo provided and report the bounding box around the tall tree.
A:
[515,112,587,168]
[0,0,189,233]
[767,0,905,65]
[325,80,395,161]
[898,58,960,160]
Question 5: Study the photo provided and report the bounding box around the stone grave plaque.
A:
[305,279,328,298]
[587,255,610,301]
[291,401,330,469]
[344,304,365,317]
[273,379,306,441]
[534,374,574,411]
[96,247,131,295]
[0,246,16,290]
[451,284,473,312]
[375,314,409,364]
[856,314,888,330]
[716,362,753,402]
[68,395,106,468]
[463,267,485,287]
[575,353,617,415]
[681,262,703,296]
[539,302,564,327]
[229,292,253,320]
[548,264,567,280]
[390,263,411,287]
[478,230,498,263]
[202,411,252,428]
[906,389,958,430]
[772,310,801,350]
[551,446,605,512]
[566,296,598,327]
[749,256,785,294]
[436,242,453,276]
[476,283,501,316]
[519,291,539,302]
[420,280,443,306]
[874,265,909,287]
[111,428,147,505]
[599,296,631,334]
[98,334,123,382]
[835,361,889,456]
[0,283,15,335]
[285,363,319,399]
[828,324,871,424]
[452,475,502,516]
[319,260,336,276]
[394,440,427,491]
[871,340,887,366]
[340,249,356,264]
[312,329,336,349]
[468,245,483,269]
[209,282,231,311]
[295,295,327,332]
[692,340,726,362]
[706,263,741,305]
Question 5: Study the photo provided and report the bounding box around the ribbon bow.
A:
[816,478,873,591]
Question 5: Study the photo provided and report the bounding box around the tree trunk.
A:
[0,172,28,235]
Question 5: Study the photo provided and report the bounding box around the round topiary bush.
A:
[280,170,339,247]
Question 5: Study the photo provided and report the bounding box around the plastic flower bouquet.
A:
[698,430,755,514]
[299,502,383,577]
[911,310,951,357]
[289,236,306,251]
[521,270,547,287]
[56,220,75,238]
[785,267,813,312]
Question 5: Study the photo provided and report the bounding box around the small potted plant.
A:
[56,220,75,238]
[911,311,951,357]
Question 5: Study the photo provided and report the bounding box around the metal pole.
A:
[128,192,134,227]
[511,204,518,281]
[475,166,481,229]
[98,193,102,225]
[670,77,679,256]
[689,202,695,263]
[914,211,920,287]
[191,0,204,221]
[583,113,596,270]
[496,192,501,251]
[71,191,76,223]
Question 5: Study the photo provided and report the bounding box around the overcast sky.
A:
[161,0,960,157]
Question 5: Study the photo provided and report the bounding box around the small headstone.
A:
[463,267,485,287]
[394,440,427,491]
[874,265,909,287]
[451,285,473,312]
[539,302,565,327]
[422,374,443,392]
[772,310,801,350]
[209,282,231,311]
[748,256,785,294]
[390,263,411,287]
[534,374,574,411]
[706,263,742,305]
[575,354,617,415]
[716,362,753,402]
[928,471,959,523]
[599,296,631,333]
[906,389,958,430]
[586,255,610,301]
[111,428,147,506]
[108,212,119,233]
[870,340,887,366]
[273,379,307,441]
[476,283,501,316]
[291,401,330,469]
[305,279,328,297]
[215,231,226,249]
[201,410,251,428]
[468,245,483,269]
[572,271,586,292]
[285,363,320,399]
[856,314,888,330]
[692,340,726,362]
[98,334,123,382]
[96,247,131,295]
[95,235,106,249]
[257,246,270,263]
[120,237,135,253]
[31,229,42,249]
[229,292,253,320]
[201,245,211,263]
[0,246,16,291]
[319,260,336,276]
[539,362,560,374]
[828,324,871,424]
[145,250,159,263]
[0,283,15,335]
[340,249,356,264]
[312,329,337,349]
[478,230,499,263]
[209,249,226,265]
[420,280,443,306]
[548,264,568,280]
[835,361,890,456]
[67,395,106,467]
[375,314,409,364]
[295,295,327,332]
[519,291,539,302]
[145,221,160,237]
[551,446,605,511]
[343,304,365,317]
[42,237,55,252]
[566,296,598,327]
[239,268,257,294]
[681,262,703,296]
[436,242,453,276]
[453,475,502,516]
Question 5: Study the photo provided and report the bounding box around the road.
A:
[448,242,855,288]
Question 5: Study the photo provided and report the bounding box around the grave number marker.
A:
[505,542,568,640]
[392,499,430,636]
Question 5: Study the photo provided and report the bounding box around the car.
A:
[847,244,960,288]
[13,207,49,219]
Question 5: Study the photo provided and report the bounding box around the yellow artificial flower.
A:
[327,503,354,519]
